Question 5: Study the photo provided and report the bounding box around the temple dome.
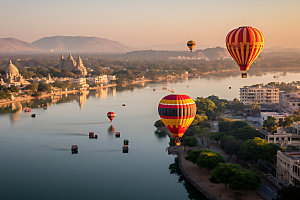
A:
[6,60,19,77]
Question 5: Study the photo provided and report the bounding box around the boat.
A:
[123,139,129,145]
[89,132,98,139]
[115,132,120,138]
[122,104,126,106]
[71,145,78,154]
[122,145,129,153]
[24,107,32,112]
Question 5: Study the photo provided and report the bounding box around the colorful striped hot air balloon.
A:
[187,40,196,52]
[158,94,196,146]
[107,112,116,122]
[226,26,264,78]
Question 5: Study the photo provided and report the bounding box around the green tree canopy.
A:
[210,163,243,188]
[228,170,260,191]
[196,149,225,170]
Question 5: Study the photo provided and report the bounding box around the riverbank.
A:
[168,146,263,200]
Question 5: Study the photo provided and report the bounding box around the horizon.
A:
[1,0,300,49]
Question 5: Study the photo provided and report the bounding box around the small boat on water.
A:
[162,87,168,90]
[122,145,129,153]
[170,88,176,93]
[71,145,78,154]
[153,88,156,92]
[115,132,120,138]
[122,104,126,106]
[24,107,32,112]
[123,139,129,145]
[89,132,98,139]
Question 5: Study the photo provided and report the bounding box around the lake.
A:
[0,72,299,200]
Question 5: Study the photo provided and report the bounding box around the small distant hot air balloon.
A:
[226,26,264,78]
[187,40,196,52]
[158,94,196,146]
[107,112,116,122]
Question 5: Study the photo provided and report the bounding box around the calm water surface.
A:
[0,72,299,200]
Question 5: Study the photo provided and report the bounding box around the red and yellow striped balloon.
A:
[226,26,264,77]
[158,94,196,143]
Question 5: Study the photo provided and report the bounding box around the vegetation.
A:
[186,149,225,170]
[238,137,280,163]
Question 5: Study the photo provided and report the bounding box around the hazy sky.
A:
[1,0,300,49]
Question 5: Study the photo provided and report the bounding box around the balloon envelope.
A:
[187,40,196,52]
[225,26,264,72]
[158,94,196,139]
[107,112,116,122]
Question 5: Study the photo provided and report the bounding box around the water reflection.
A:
[154,129,167,138]
[169,157,208,200]
[107,125,116,135]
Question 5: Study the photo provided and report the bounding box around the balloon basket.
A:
[241,73,247,78]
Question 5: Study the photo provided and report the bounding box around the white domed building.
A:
[5,60,26,86]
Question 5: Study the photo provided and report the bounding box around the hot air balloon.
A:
[107,112,116,122]
[225,26,264,78]
[158,94,196,146]
[187,40,196,52]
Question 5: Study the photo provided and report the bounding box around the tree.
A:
[182,136,198,147]
[186,150,201,163]
[238,137,274,163]
[229,98,244,115]
[38,83,52,92]
[191,113,208,126]
[26,83,38,92]
[208,132,224,144]
[283,116,294,127]
[263,116,278,133]
[228,170,260,191]
[221,136,243,158]
[251,102,261,116]
[196,149,225,170]
[238,138,264,163]
[195,97,217,119]
[210,163,242,188]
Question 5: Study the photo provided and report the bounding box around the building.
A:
[88,75,108,85]
[4,60,28,86]
[277,151,300,187]
[60,54,87,76]
[280,91,300,114]
[260,112,288,125]
[267,122,300,146]
[240,85,279,105]
[107,75,116,82]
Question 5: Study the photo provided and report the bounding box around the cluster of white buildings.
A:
[240,84,300,187]
[0,56,117,91]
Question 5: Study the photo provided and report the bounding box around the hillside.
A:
[0,38,41,53]
[122,47,230,60]
[31,36,133,53]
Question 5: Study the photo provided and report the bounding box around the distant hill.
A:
[123,47,230,60]
[0,38,41,53]
[31,36,133,53]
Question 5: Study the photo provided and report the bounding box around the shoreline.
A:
[168,146,263,200]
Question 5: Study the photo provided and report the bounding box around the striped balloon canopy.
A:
[226,26,264,77]
[158,94,196,139]
[187,40,196,52]
[107,112,116,122]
